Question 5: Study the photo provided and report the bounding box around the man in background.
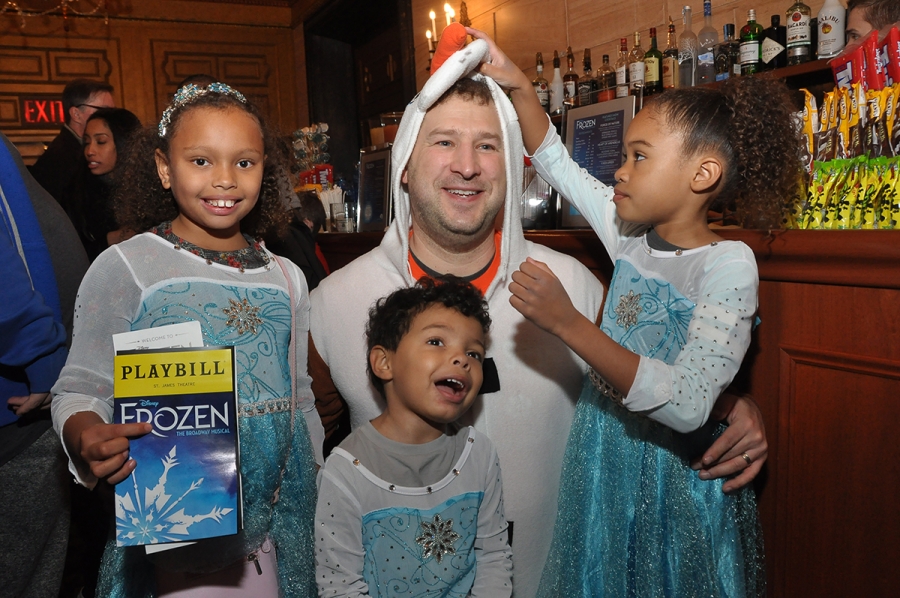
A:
[29,79,114,205]
[846,0,900,42]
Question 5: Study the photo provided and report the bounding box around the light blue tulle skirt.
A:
[537,380,765,598]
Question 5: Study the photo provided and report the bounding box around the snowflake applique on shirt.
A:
[222,298,262,335]
[416,513,460,563]
[614,290,642,329]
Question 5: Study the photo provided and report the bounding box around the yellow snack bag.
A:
[849,83,865,158]
[815,92,835,161]
[837,87,851,159]
[878,159,898,228]
[799,89,818,168]
[833,159,860,229]
[858,158,883,229]
[806,160,842,229]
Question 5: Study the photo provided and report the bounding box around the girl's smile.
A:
[155,105,265,251]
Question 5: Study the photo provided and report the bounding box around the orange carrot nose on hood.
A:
[430,22,468,74]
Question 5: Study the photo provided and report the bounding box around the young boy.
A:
[315,276,512,597]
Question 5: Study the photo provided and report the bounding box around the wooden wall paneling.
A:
[0,2,298,158]
[292,24,310,126]
[777,345,899,596]
[151,35,292,130]
[750,275,900,596]
[0,35,122,160]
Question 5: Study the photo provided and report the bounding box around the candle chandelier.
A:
[2,1,110,30]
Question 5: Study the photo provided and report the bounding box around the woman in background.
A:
[63,107,141,260]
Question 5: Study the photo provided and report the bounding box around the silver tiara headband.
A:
[158,82,248,137]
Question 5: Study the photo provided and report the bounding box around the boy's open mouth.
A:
[435,377,467,400]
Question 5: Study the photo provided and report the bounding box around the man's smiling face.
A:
[402,94,506,250]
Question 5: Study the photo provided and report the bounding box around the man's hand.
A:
[7,392,52,415]
[692,393,767,493]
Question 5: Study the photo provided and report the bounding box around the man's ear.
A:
[68,105,82,127]
[401,168,409,185]
[369,346,393,383]
[155,149,172,189]
[690,155,724,195]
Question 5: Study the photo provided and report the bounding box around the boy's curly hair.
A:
[647,77,804,229]
[365,275,491,396]
[114,90,293,239]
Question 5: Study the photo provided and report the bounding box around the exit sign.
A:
[19,96,66,127]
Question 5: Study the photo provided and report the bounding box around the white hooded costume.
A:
[309,39,604,597]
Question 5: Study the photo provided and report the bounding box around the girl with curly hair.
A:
[51,83,321,597]
[470,28,803,597]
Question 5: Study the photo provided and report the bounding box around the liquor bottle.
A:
[578,49,598,106]
[786,1,812,65]
[628,31,646,95]
[697,0,719,84]
[549,50,565,115]
[817,0,846,59]
[678,6,698,88]
[644,27,663,95]
[740,9,764,75]
[715,24,738,81]
[532,52,550,113]
[615,37,630,98]
[762,15,787,70]
[596,54,617,102]
[563,47,579,107]
[662,17,680,89]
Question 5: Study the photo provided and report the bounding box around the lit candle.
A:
[444,3,452,27]
[448,8,455,23]
[429,10,437,40]
[426,29,433,51]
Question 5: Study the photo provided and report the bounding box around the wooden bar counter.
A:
[317,229,900,597]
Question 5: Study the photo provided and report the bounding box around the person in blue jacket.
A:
[0,132,89,597]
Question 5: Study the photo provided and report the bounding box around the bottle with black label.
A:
[762,14,787,69]
[715,24,740,81]
[563,47,579,107]
[578,49,598,106]
[786,0,812,65]
[532,52,550,113]
[662,17,680,89]
[596,54,617,102]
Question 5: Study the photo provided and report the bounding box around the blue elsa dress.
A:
[530,132,765,598]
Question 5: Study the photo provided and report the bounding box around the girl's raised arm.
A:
[467,27,552,155]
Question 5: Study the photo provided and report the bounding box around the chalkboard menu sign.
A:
[560,96,636,227]
[357,144,392,232]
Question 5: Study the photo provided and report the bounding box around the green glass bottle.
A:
[740,9,764,75]
[644,27,664,95]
